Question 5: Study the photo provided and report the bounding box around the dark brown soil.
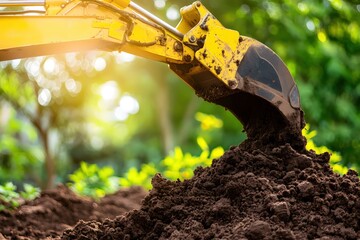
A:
[2,109,359,239]
[0,186,147,239]
[62,127,360,239]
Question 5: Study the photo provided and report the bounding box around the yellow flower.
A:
[195,112,223,131]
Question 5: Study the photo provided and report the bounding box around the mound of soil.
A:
[0,186,147,239]
[2,107,358,239]
[62,128,360,239]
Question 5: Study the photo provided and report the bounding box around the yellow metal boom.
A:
[0,0,191,63]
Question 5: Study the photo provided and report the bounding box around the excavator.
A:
[0,0,304,138]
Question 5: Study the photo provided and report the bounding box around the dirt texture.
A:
[0,186,147,239]
[62,125,360,240]
[2,108,359,239]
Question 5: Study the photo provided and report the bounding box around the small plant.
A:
[119,163,157,190]
[303,124,348,175]
[20,183,40,201]
[0,182,20,211]
[0,182,40,211]
[119,113,225,190]
[68,162,119,199]
[119,137,224,190]
[162,137,224,181]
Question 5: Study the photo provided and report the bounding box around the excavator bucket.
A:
[219,42,304,136]
[170,40,304,140]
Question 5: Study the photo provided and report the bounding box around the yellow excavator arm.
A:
[0,0,304,136]
[0,0,190,63]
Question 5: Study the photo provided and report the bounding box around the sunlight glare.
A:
[119,95,140,115]
[65,78,82,94]
[154,0,166,9]
[0,61,8,69]
[113,52,135,64]
[11,59,21,69]
[34,74,46,87]
[38,88,52,106]
[43,57,58,74]
[113,95,140,121]
[114,107,129,121]
[93,57,107,71]
[306,20,315,31]
[65,52,79,68]
[121,52,135,62]
[99,81,119,101]
[166,6,179,21]
[90,136,104,150]
[25,58,42,77]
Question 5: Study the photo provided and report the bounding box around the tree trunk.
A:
[156,75,174,154]
[177,95,200,146]
[39,127,56,190]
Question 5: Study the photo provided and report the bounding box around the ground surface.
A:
[0,186,147,239]
[2,114,360,239]
[63,154,360,239]
[62,121,360,240]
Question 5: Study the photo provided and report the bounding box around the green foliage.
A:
[119,113,224,189]
[0,72,43,182]
[162,137,224,181]
[302,124,349,175]
[0,71,36,108]
[0,106,43,182]
[119,136,224,190]
[119,164,157,190]
[68,162,119,199]
[0,182,40,211]
[20,183,41,201]
[0,182,19,211]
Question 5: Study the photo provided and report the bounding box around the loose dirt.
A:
[61,117,360,239]
[2,108,359,239]
[0,186,147,239]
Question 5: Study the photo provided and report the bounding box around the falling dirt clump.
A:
[62,118,360,239]
[0,185,147,239]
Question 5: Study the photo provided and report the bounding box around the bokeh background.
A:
[0,0,359,190]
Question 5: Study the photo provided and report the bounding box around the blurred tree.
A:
[0,100,43,185]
